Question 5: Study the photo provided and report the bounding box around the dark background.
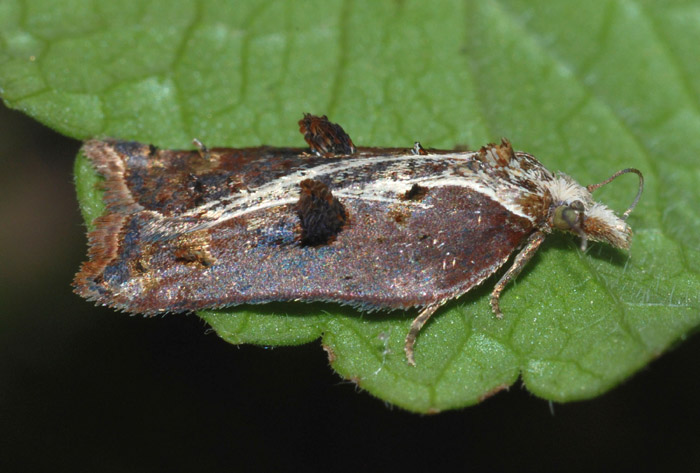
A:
[1,100,699,472]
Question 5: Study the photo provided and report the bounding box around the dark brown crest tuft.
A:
[298,113,356,156]
[295,178,347,246]
[402,184,429,201]
[478,138,515,167]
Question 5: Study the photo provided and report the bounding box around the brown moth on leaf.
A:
[74,114,643,365]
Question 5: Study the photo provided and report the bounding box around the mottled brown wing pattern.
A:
[75,141,534,314]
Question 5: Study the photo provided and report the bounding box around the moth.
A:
[74,114,643,365]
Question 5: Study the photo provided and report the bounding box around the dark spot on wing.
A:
[402,184,429,201]
[187,173,207,206]
[295,178,347,246]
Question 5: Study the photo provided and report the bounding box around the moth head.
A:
[547,168,644,251]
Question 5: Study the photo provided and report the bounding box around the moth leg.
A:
[490,230,546,318]
[405,304,440,366]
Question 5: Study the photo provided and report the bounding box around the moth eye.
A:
[570,200,584,212]
[552,204,583,231]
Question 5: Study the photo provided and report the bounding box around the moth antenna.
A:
[193,138,210,160]
[586,168,643,220]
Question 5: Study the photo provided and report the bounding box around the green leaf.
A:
[2,0,699,412]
